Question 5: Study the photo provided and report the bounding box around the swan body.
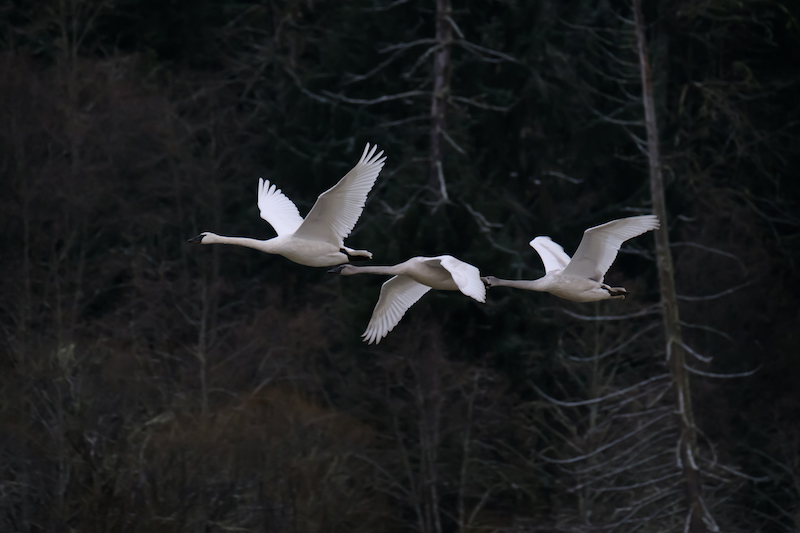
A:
[330,256,486,344]
[189,143,386,267]
[482,215,659,302]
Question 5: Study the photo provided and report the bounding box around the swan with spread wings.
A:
[189,143,386,267]
[482,215,659,302]
[330,256,486,344]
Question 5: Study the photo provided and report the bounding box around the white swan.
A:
[482,215,659,302]
[330,256,486,344]
[189,143,386,267]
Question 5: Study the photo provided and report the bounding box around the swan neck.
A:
[339,265,398,276]
[493,277,548,292]
[214,235,275,253]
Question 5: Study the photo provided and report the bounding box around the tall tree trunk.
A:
[632,1,709,531]
[429,0,452,205]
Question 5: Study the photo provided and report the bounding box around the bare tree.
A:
[429,0,453,206]
[219,2,519,211]
[631,0,707,530]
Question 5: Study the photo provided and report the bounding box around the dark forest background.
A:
[1,0,799,531]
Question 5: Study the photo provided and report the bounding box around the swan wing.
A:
[257,178,304,236]
[435,256,486,302]
[363,276,432,344]
[529,236,571,273]
[293,143,386,245]
[562,215,660,282]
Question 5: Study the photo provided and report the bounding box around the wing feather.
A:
[529,236,571,273]
[362,276,432,344]
[256,178,304,236]
[562,215,660,282]
[293,143,386,245]
[436,256,486,302]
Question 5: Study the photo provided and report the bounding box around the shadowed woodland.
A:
[1,0,799,531]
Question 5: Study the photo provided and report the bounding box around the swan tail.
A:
[341,247,372,261]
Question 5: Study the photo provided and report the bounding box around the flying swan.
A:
[330,256,486,344]
[188,143,386,267]
[482,215,659,302]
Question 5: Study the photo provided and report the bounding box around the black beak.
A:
[188,234,204,244]
[328,265,346,274]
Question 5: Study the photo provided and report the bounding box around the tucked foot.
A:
[341,248,372,261]
[603,284,627,299]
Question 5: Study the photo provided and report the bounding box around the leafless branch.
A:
[676,279,755,301]
[699,456,771,483]
[683,363,761,379]
[362,0,414,13]
[342,48,413,86]
[445,16,465,39]
[403,44,442,79]
[541,170,584,184]
[556,305,661,321]
[565,322,660,362]
[679,321,735,342]
[540,411,672,464]
[320,89,428,106]
[455,40,521,64]
[451,95,515,112]
[679,340,712,363]
[378,115,429,129]
[589,105,645,126]
[378,38,438,53]
[670,241,748,275]
[532,373,669,407]
[442,130,466,154]
[595,471,682,492]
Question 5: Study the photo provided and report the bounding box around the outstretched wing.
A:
[436,256,486,302]
[562,215,660,282]
[529,236,572,273]
[362,276,432,345]
[293,143,386,245]
[257,178,304,236]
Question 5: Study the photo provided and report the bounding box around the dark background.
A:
[1,0,798,531]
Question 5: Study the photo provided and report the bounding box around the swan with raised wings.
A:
[482,215,659,302]
[330,256,486,344]
[189,143,386,267]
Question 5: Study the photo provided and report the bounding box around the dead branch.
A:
[683,363,761,379]
[557,305,661,321]
[320,89,428,105]
[541,411,672,464]
[532,373,670,407]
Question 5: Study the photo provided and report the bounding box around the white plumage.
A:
[483,215,659,302]
[189,143,386,267]
[330,256,486,344]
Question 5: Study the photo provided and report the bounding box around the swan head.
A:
[188,232,218,244]
[481,276,498,288]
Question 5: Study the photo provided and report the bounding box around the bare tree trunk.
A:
[417,337,444,533]
[632,1,708,531]
[429,0,452,206]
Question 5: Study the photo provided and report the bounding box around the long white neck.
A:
[337,264,401,276]
[488,276,549,292]
[204,234,277,254]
